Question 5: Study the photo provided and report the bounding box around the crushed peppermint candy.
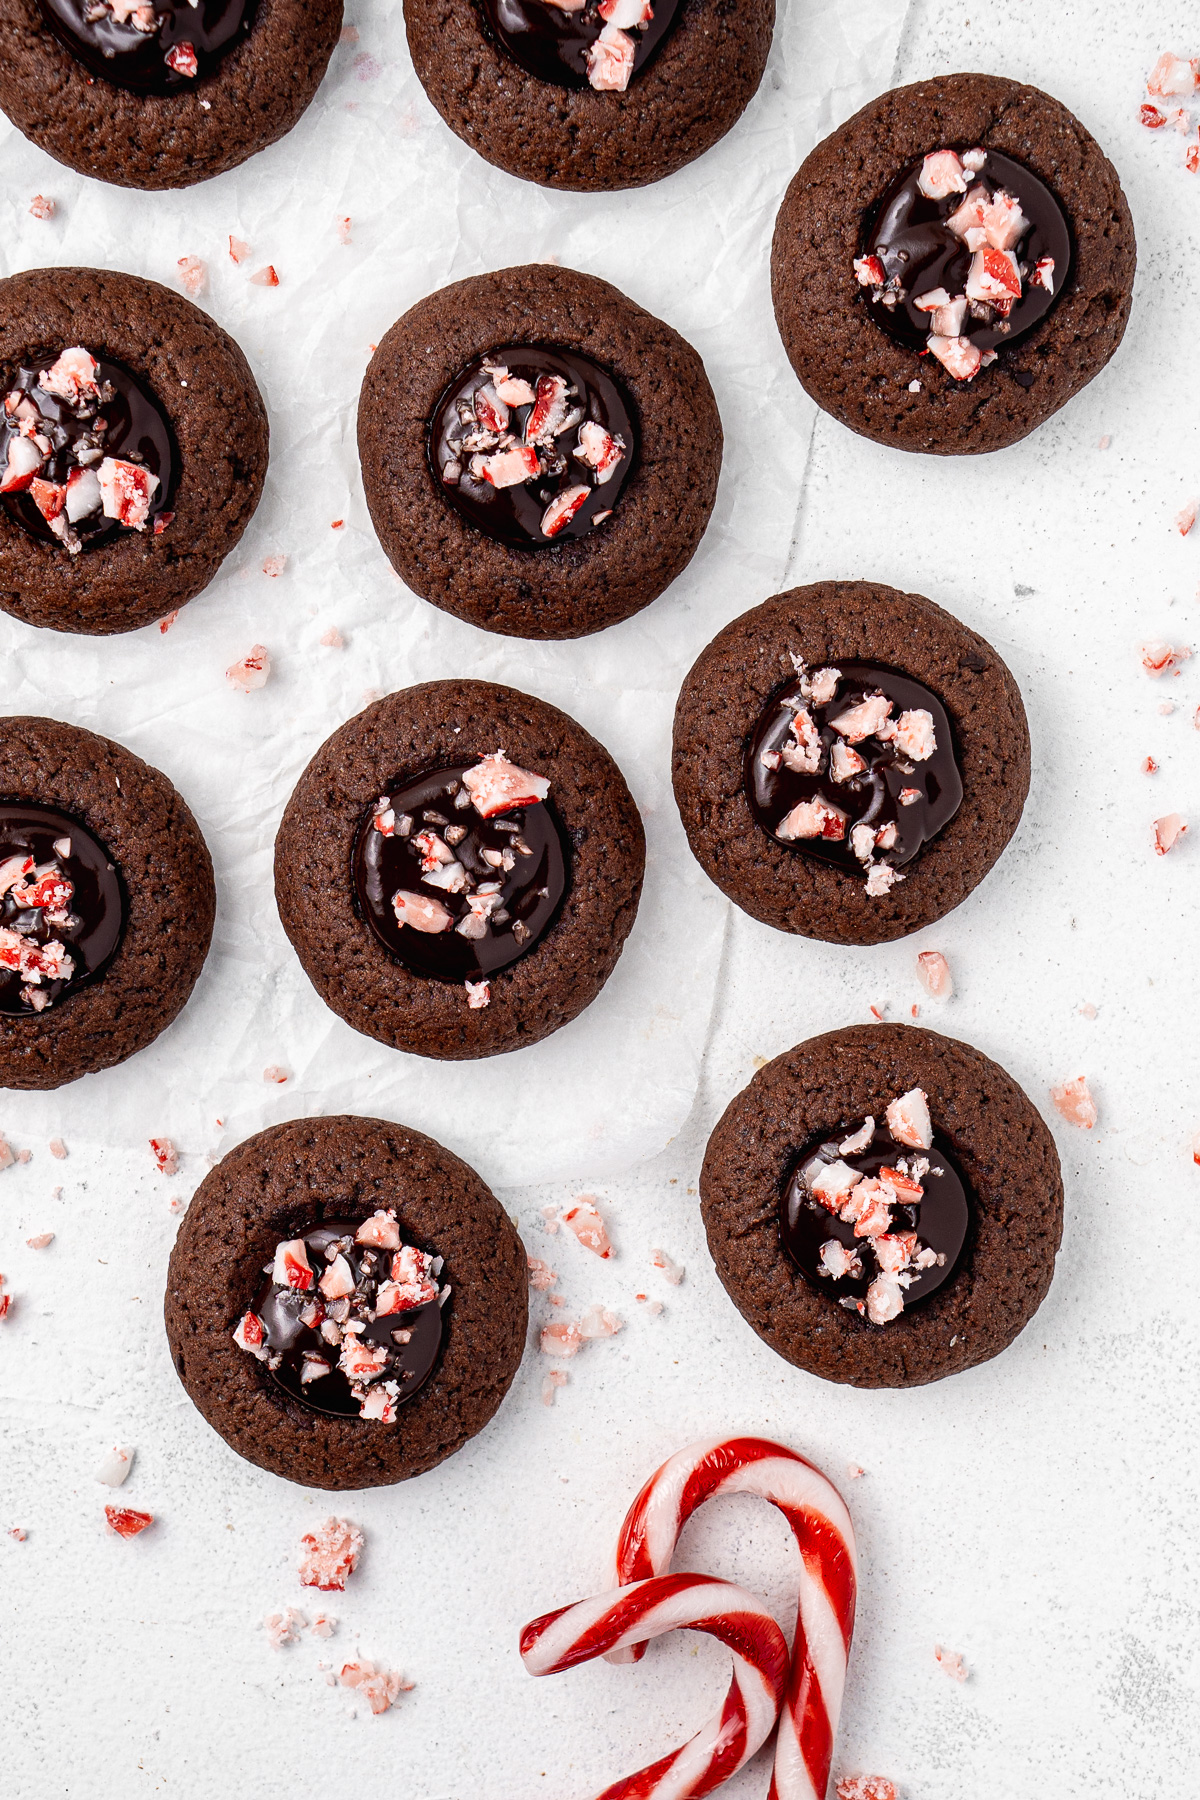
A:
[150,1137,179,1176]
[934,1644,969,1682]
[104,1505,153,1538]
[481,0,667,95]
[749,657,961,898]
[226,644,270,691]
[915,950,953,997]
[836,1780,897,1800]
[1,347,170,553]
[176,255,207,298]
[298,1517,364,1591]
[356,754,563,982]
[1141,56,1200,171]
[0,805,125,1017]
[337,1658,414,1715]
[234,1211,446,1422]
[1153,813,1188,855]
[542,1369,569,1405]
[95,1445,135,1487]
[782,1090,965,1327]
[1141,640,1192,677]
[649,1246,685,1284]
[561,1196,612,1258]
[264,1607,307,1649]
[431,347,632,546]
[856,144,1069,381]
[1050,1076,1097,1129]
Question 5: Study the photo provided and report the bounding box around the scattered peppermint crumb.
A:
[527,1257,557,1291]
[649,1247,685,1285]
[540,1204,559,1236]
[934,1644,968,1682]
[319,627,345,648]
[869,1004,885,1022]
[168,1195,186,1214]
[298,1517,364,1591]
[836,1778,896,1800]
[539,1319,583,1358]
[1153,813,1187,854]
[1098,435,1111,450]
[336,217,352,245]
[0,1136,17,1172]
[362,686,383,704]
[1142,756,1159,774]
[263,1065,289,1084]
[159,609,179,635]
[104,1506,153,1539]
[1175,498,1198,537]
[1078,1001,1098,1020]
[1159,701,1176,716]
[16,1148,30,1164]
[846,1463,865,1480]
[579,1303,623,1340]
[916,949,953,998]
[250,265,280,288]
[262,555,287,578]
[26,1233,54,1250]
[542,1369,568,1405]
[907,379,921,392]
[227,645,271,691]
[176,255,207,298]
[1,1277,14,1319]
[561,1196,612,1258]
[337,1659,413,1715]
[636,1296,664,1316]
[339,23,359,41]
[1140,640,1192,677]
[910,1003,919,1019]
[263,1607,307,1649]
[1192,1131,1200,1167]
[310,1612,337,1638]
[353,52,381,80]
[228,235,250,264]
[1050,1076,1098,1129]
[331,519,345,530]
[95,1445,135,1487]
[49,1138,67,1159]
[150,1137,179,1177]
[51,1185,62,1201]
[29,195,55,220]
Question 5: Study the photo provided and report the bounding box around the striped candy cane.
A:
[608,1437,858,1800]
[521,1571,790,1800]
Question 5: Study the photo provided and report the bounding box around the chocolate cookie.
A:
[0,267,268,636]
[0,715,215,1089]
[406,0,773,192]
[672,580,1030,945]
[357,264,721,640]
[771,73,1135,454]
[701,1024,1063,1388]
[275,680,645,1059]
[0,0,343,190]
[164,1115,529,1488]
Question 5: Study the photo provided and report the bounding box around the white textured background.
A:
[2,1,1199,1796]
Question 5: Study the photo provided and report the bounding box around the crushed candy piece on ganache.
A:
[746,657,962,898]
[232,1209,447,1422]
[0,803,124,1017]
[477,0,677,94]
[854,144,1072,380]
[429,346,634,548]
[353,752,567,983]
[1,345,174,554]
[781,1088,968,1327]
[38,0,256,97]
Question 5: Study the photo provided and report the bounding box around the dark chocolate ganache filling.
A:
[1,348,176,555]
[353,755,568,984]
[38,0,256,95]
[0,802,125,1015]
[745,659,962,897]
[855,145,1072,379]
[429,345,635,550]
[479,0,680,92]
[781,1107,970,1326]
[239,1212,447,1422]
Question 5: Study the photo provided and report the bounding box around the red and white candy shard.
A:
[1147,52,1199,97]
[1153,813,1187,855]
[586,22,636,91]
[356,1209,401,1249]
[337,1658,412,1714]
[880,707,936,761]
[777,797,847,842]
[524,374,571,444]
[233,1310,267,1358]
[38,347,99,406]
[298,1517,364,1591]
[599,1435,858,1800]
[539,1318,583,1358]
[95,1445,134,1487]
[1141,641,1192,677]
[836,1779,897,1800]
[917,150,967,198]
[273,1238,313,1290]
[650,1246,685,1284]
[576,418,626,483]
[781,705,822,773]
[465,978,490,1009]
[886,1087,932,1149]
[561,1196,612,1258]
[916,950,953,997]
[392,889,453,933]
[541,483,590,537]
[818,1239,862,1281]
[472,444,539,489]
[462,751,550,818]
[0,434,43,493]
[522,1573,789,1796]
[227,645,270,691]
[927,335,982,381]
[1050,1076,1097,1129]
[828,693,892,743]
[149,1136,178,1175]
[105,1505,153,1539]
[165,41,198,77]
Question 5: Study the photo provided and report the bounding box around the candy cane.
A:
[607,1437,857,1800]
[521,1571,790,1800]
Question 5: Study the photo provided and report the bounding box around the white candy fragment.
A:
[95,1445,135,1487]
